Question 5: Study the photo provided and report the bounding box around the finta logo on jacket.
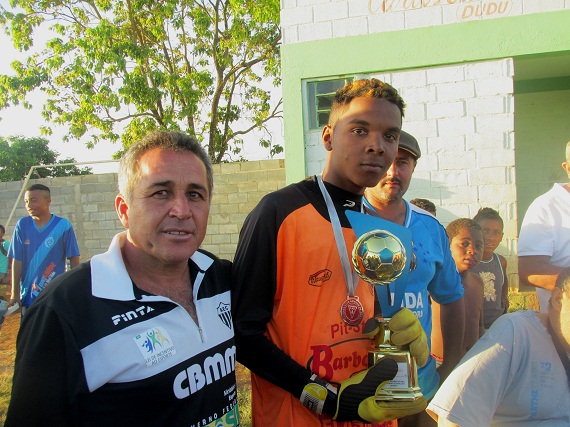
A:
[112,305,155,325]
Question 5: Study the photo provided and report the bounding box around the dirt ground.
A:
[0,312,18,374]
[0,311,19,425]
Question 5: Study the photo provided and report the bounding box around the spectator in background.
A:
[0,224,10,327]
[8,184,80,316]
[427,266,570,426]
[518,139,570,312]
[472,207,509,329]
[432,219,484,367]
[410,198,436,216]
[0,224,10,284]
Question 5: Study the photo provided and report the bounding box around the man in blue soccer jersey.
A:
[8,183,80,315]
[364,131,465,427]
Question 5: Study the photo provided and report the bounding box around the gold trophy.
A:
[352,230,423,402]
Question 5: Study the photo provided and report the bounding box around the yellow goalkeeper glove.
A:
[389,308,429,367]
[332,358,427,422]
[300,359,426,423]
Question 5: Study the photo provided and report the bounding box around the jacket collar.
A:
[90,232,214,301]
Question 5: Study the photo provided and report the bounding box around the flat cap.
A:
[399,131,421,159]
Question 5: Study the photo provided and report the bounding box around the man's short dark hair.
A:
[26,184,51,195]
[328,79,405,128]
[0,225,4,234]
[473,207,504,228]
[555,267,570,293]
[118,131,213,203]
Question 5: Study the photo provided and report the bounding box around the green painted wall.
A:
[514,89,570,228]
[282,9,570,183]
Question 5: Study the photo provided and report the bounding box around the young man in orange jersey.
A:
[232,79,429,427]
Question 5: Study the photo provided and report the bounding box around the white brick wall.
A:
[313,1,348,22]
[282,0,570,45]
[298,20,333,42]
[304,59,515,230]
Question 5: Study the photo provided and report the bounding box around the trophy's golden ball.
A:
[352,230,407,285]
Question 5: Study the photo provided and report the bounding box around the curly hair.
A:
[410,198,436,216]
[473,207,503,228]
[446,218,483,241]
[328,78,405,128]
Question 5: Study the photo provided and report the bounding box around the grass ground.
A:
[236,363,253,427]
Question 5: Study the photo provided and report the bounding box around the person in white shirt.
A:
[426,266,570,426]
[518,139,570,312]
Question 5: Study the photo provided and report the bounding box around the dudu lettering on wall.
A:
[369,0,512,21]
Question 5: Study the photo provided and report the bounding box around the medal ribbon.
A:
[316,175,360,300]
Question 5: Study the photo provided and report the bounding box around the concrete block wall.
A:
[0,160,286,263]
[202,160,286,260]
[304,58,518,284]
[0,173,124,260]
[281,0,570,45]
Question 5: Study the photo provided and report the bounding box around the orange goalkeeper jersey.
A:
[233,178,396,427]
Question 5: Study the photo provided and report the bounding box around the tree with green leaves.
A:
[0,0,282,163]
[0,135,92,182]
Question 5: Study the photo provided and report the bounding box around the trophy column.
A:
[351,226,424,403]
[366,317,422,401]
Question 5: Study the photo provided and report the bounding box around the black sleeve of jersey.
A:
[6,295,86,426]
[231,188,312,398]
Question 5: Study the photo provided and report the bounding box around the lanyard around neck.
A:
[316,175,360,298]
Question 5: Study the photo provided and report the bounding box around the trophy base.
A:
[369,347,423,402]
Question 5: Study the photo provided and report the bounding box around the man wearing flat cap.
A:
[363,131,465,427]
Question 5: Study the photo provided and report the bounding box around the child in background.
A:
[0,225,10,328]
[0,225,10,284]
[409,198,436,216]
[472,207,509,329]
[431,218,485,364]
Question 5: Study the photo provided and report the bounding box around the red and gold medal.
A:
[340,296,364,326]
